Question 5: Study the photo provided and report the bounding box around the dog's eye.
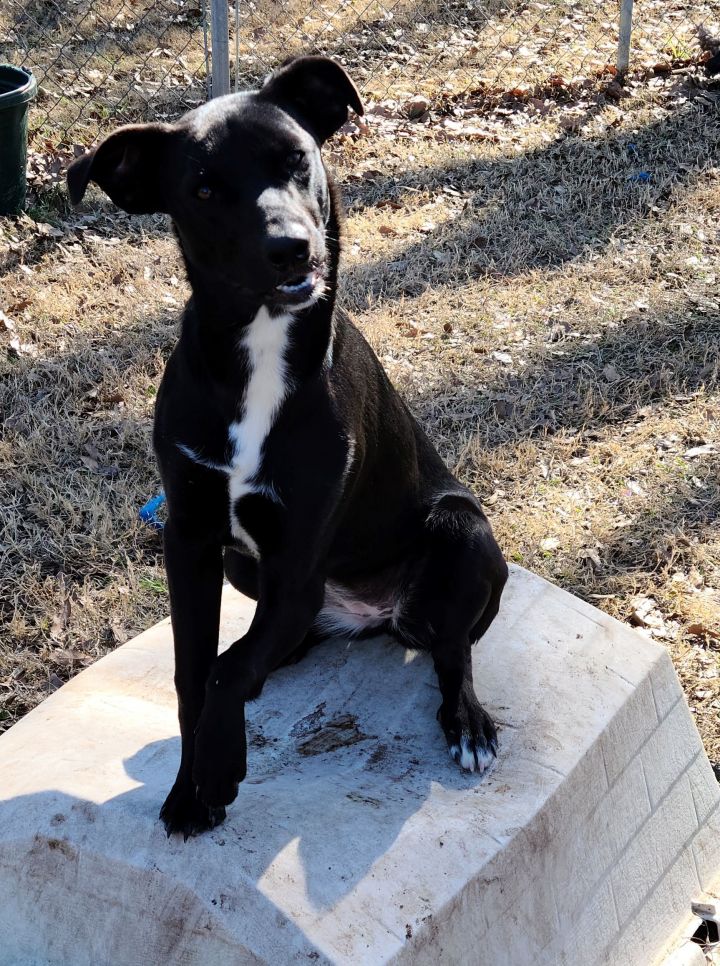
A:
[285,150,307,173]
[196,185,212,200]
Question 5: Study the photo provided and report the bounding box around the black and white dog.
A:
[68,56,508,839]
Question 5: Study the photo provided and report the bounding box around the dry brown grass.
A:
[0,8,718,774]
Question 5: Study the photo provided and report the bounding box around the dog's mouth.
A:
[273,269,325,306]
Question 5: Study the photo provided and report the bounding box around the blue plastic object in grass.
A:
[139,492,166,530]
[627,171,651,182]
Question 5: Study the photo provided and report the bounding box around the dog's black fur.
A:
[68,56,508,839]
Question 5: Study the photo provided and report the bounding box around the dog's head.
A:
[67,57,363,311]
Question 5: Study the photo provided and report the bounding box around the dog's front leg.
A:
[192,567,325,810]
[159,520,225,839]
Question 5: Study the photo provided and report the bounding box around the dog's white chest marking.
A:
[178,307,292,555]
[227,307,293,553]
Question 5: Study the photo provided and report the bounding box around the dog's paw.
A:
[448,731,497,773]
[439,690,498,774]
[192,690,247,808]
[160,778,226,840]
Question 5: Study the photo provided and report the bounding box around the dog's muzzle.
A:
[273,268,325,306]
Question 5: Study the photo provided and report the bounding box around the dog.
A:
[67,56,508,839]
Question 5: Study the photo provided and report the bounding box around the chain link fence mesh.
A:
[1,0,718,146]
[231,0,622,100]
[631,0,719,69]
[1,0,210,145]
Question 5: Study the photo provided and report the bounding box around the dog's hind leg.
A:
[396,494,507,772]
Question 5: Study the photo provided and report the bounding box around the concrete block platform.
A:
[0,565,718,965]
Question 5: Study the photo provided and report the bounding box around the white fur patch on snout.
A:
[258,186,315,239]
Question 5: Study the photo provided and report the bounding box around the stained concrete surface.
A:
[0,566,718,964]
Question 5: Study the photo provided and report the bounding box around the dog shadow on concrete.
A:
[0,633,505,943]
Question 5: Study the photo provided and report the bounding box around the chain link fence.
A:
[1,0,210,145]
[1,0,718,147]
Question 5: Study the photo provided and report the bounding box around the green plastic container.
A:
[0,65,37,216]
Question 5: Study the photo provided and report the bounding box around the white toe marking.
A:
[474,744,495,772]
[459,736,477,771]
[450,735,495,774]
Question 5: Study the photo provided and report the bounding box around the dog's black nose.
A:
[266,235,310,271]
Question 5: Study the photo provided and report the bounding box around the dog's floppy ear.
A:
[67,123,174,212]
[261,56,364,143]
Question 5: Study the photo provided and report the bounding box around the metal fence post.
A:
[617,0,634,77]
[211,0,230,97]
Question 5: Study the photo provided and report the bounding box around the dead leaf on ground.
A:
[630,596,664,629]
[579,548,602,571]
[603,363,621,382]
[7,337,38,359]
[110,621,129,644]
[559,115,583,133]
[404,94,431,119]
[685,444,717,458]
[50,648,89,666]
[50,597,72,641]
[687,622,720,640]
[541,537,561,552]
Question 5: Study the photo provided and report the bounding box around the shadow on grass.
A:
[600,478,719,588]
[406,310,720,451]
[0,312,174,615]
[340,96,716,304]
[400,301,719,611]
[6,0,206,66]
[0,77,711,281]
